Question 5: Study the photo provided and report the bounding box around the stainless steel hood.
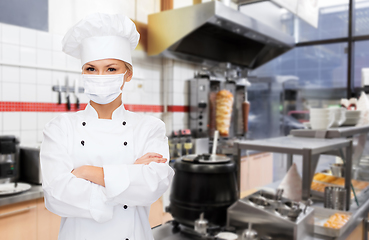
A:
[147,1,295,69]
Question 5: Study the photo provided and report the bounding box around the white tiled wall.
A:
[162,59,198,135]
[0,5,199,144]
[123,53,164,106]
[0,23,78,143]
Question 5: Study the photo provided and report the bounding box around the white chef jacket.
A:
[40,103,174,240]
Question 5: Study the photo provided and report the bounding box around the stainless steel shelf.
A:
[234,136,353,210]
[235,136,351,155]
[291,125,369,180]
[291,125,369,138]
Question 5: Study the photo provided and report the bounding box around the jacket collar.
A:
[84,102,126,120]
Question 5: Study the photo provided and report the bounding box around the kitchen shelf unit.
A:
[290,125,369,139]
[234,136,353,210]
[291,126,369,180]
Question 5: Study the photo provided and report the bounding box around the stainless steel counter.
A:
[153,187,369,240]
[265,180,369,240]
[0,184,44,207]
[234,137,353,210]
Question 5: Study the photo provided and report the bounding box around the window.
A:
[251,43,348,89]
[296,2,349,42]
[355,0,369,36]
[354,40,369,88]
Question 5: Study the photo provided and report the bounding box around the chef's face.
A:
[82,59,133,89]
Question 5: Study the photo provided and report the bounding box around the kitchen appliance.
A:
[148,1,294,69]
[241,223,258,240]
[189,76,210,138]
[193,138,210,155]
[194,213,208,235]
[188,71,249,139]
[330,163,345,177]
[65,76,71,110]
[227,190,314,240]
[0,136,20,184]
[19,145,42,184]
[216,232,238,240]
[74,78,80,109]
[324,186,346,210]
[169,154,238,227]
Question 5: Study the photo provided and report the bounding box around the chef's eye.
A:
[107,68,116,72]
[86,67,95,72]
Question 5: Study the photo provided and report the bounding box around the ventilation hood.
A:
[148,1,295,69]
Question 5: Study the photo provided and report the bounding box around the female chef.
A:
[40,13,174,240]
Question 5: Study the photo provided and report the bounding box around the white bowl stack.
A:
[309,108,361,129]
[329,108,346,128]
[342,110,361,126]
[309,108,332,130]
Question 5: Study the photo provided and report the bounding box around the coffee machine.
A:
[0,136,20,183]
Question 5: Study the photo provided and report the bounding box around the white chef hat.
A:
[62,13,140,67]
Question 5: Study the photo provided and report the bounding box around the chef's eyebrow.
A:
[84,63,118,68]
[105,63,118,67]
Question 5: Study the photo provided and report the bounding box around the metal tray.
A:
[311,181,360,202]
[311,180,337,199]
[313,207,352,237]
[313,172,369,192]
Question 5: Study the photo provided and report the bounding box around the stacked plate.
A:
[0,183,31,196]
[342,110,361,126]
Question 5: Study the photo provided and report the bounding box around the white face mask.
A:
[82,72,126,105]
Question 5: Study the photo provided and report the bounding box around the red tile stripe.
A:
[0,102,189,113]
[0,102,88,112]
[124,104,163,112]
[167,105,189,112]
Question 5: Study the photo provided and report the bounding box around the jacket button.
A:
[123,205,128,209]
[124,142,127,146]
[82,122,86,126]
[122,121,126,126]
[81,140,85,146]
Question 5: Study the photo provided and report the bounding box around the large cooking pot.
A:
[169,154,238,227]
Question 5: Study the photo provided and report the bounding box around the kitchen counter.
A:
[0,183,366,239]
[265,181,369,240]
[153,185,369,240]
[0,184,43,207]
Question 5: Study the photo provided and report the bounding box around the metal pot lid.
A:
[181,153,230,163]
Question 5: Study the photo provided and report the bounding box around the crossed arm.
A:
[71,152,167,187]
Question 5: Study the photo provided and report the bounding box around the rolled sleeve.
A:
[89,184,115,222]
[103,117,174,206]
[103,164,130,199]
[41,115,115,223]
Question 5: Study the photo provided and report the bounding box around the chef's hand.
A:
[71,166,85,179]
[71,166,105,187]
[134,152,167,165]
